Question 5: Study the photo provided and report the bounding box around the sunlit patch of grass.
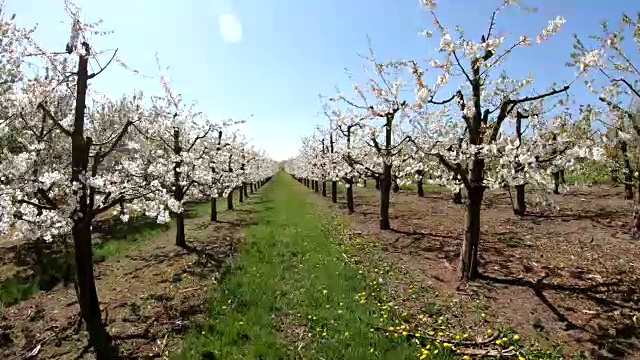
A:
[176,173,424,359]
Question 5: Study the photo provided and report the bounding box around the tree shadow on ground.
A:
[479,273,640,359]
[523,208,628,222]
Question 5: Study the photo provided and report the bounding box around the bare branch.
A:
[37,103,72,137]
[88,49,118,80]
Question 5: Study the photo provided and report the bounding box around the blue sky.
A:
[5,0,635,160]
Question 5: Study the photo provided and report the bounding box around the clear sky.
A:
[5,0,635,160]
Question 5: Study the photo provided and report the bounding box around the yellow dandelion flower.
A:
[513,334,520,341]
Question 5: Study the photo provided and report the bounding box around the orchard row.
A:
[0,2,277,358]
[286,2,639,281]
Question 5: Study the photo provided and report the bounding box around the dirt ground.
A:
[0,210,254,359]
[330,184,640,360]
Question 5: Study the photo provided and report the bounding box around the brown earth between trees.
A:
[327,184,640,360]
[0,209,254,359]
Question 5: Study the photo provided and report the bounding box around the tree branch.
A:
[37,103,72,137]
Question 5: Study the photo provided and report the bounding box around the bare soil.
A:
[0,210,255,359]
[330,184,640,360]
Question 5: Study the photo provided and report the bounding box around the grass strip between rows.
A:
[176,172,452,359]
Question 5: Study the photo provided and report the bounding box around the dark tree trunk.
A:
[331,181,337,203]
[634,181,640,237]
[175,212,186,247]
[250,183,254,194]
[513,184,526,216]
[610,167,619,183]
[227,190,234,210]
[363,179,367,187]
[379,164,392,230]
[453,190,463,204]
[459,155,485,281]
[346,177,354,214]
[392,179,400,193]
[416,170,425,197]
[239,186,244,203]
[625,182,634,200]
[460,185,484,281]
[621,141,634,200]
[375,177,380,190]
[172,127,186,248]
[210,196,217,222]
[553,171,561,194]
[314,180,319,193]
[243,182,249,197]
[73,222,114,359]
[69,44,114,359]
[321,181,327,197]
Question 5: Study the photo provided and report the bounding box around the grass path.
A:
[176,172,437,360]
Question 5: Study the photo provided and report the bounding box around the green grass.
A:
[175,173,461,360]
[92,200,211,259]
[564,160,614,185]
[0,275,39,307]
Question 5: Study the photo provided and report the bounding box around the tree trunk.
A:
[513,184,526,216]
[621,141,634,200]
[375,177,380,190]
[392,179,400,193]
[346,177,354,214]
[625,182,634,200]
[553,171,561,194]
[363,179,367,187]
[239,186,244,203]
[210,197,217,222]
[243,182,249,198]
[379,164,392,230]
[172,127,186,248]
[175,212,186,248]
[459,185,483,280]
[69,44,115,359]
[250,183,254,194]
[331,181,337,203]
[634,181,640,237]
[322,181,327,197]
[227,190,234,210]
[314,180,319,193]
[453,190,463,204]
[73,222,114,359]
[416,170,425,197]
